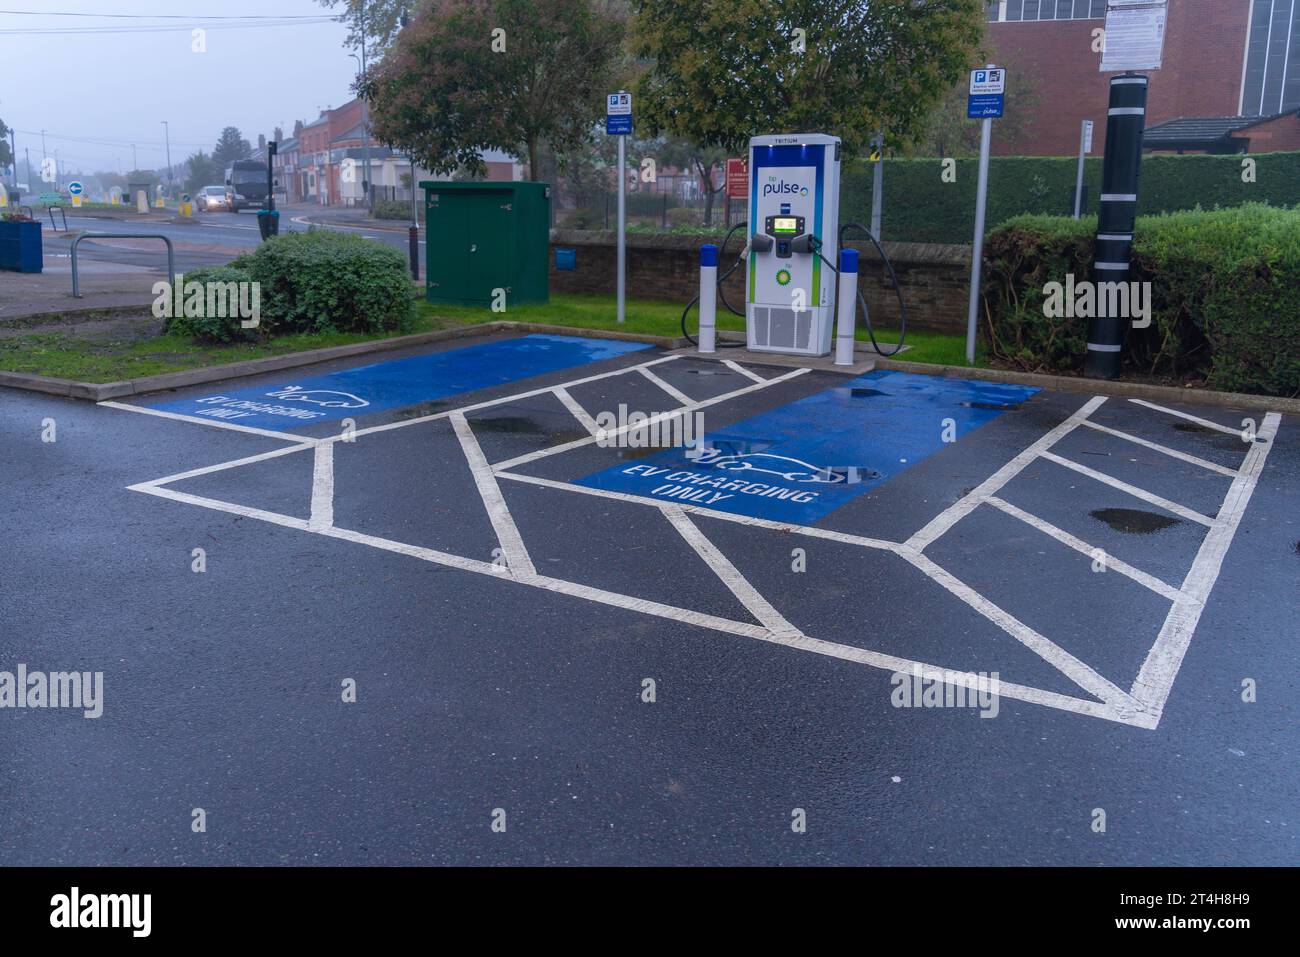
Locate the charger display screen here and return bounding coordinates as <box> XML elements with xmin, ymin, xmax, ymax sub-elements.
<box><xmin>771</xmin><ymin>217</ymin><xmax>799</xmax><ymax>233</ymax></box>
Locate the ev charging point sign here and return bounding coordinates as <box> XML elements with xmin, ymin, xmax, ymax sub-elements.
<box><xmin>967</xmin><ymin>68</ymin><xmax>1006</xmax><ymax>119</ymax></box>
<box><xmin>606</xmin><ymin>92</ymin><xmax>632</xmax><ymax>135</ymax></box>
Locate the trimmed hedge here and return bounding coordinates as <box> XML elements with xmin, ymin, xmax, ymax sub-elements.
<box><xmin>981</xmin><ymin>204</ymin><xmax>1300</xmax><ymax>397</ymax></box>
<box><xmin>842</xmin><ymin>151</ymin><xmax>1300</xmax><ymax>244</ymax></box>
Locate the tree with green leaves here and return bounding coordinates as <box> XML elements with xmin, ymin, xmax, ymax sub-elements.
<box><xmin>907</xmin><ymin>48</ymin><xmax>1042</xmax><ymax>158</ymax></box>
<box><xmin>185</xmin><ymin>150</ymin><xmax>222</xmax><ymax>193</ymax></box>
<box><xmin>657</xmin><ymin>136</ymin><xmax>728</xmax><ymax>225</ymax></box>
<box><xmin>630</xmin><ymin>0</ymin><xmax>985</xmax><ymax>157</ymax></box>
<box><xmin>316</xmin><ymin>0</ymin><xmax>419</xmax><ymax>53</ymax></box>
<box><xmin>211</xmin><ymin>127</ymin><xmax>252</xmax><ymax>168</ymax></box>
<box><xmin>0</xmin><ymin>116</ymin><xmax>12</xmax><ymax>171</ymax></box>
<box><xmin>360</xmin><ymin>0</ymin><xmax>626</xmax><ymax>180</ymax></box>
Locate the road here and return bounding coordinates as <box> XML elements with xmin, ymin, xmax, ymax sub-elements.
<box><xmin>2</xmin><ymin>329</ymin><xmax>1295</xmax><ymax>866</ymax></box>
<box><xmin>58</xmin><ymin>206</ymin><xmax>423</xmax><ymax>272</ymax></box>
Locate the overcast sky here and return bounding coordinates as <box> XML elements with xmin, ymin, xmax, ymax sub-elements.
<box><xmin>0</xmin><ymin>1</ymin><xmax>360</xmax><ymax>176</ymax></box>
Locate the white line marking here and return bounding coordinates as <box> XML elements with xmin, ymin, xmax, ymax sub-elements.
<box><xmin>451</xmin><ymin>412</ymin><xmax>536</xmax><ymax>577</ymax></box>
<box><xmin>310</xmin><ymin>442</ymin><xmax>335</xmax><ymax>530</ymax></box>
<box><xmin>496</xmin><ymin>469</ymin><xmax>898</xmax><ymax>551</ymax></box>
<box><xmin>98</xmin><ymin>400</ymin><xmax>306</xmax><ymax>443</ymax></box>
<box><xmin>1040</xmin><ymin>451</ymin><xmax>1217</xmax><ymax>527</ymax></box>
<box><xmin>128</xmin><ymin>442</ymin><xmax>315</xmax><ymax>490</ymax></box>
<box><xmin>322</xmin><ymin>355</ymin><xmax>682</xmax><ymax>444</ymax></box>
<box><xmin>661</xmin><ymin>505</ymin><xmax>800</xmax><ymax>637</ymax></box>
<box><xmin>899</xmin><ymin>546</ymin><xmax>1144</xmax><ymax>715</ymax></box>
<box><xmin>723</xmin><ymin>360</ymin><xmax>766</xmax><ymax>383</ymax></box>
<box><xmin>637</xmin><ymin>365</ymin><xmax>694</xmax><ymax>406</ymax></box>
<box><xmin>905</xmin><ymin>396</ymin><xmax>1107</xmax><ymax>552</ymax></box>
<box><xmin>132</xmin><ymin>481</ymin><xmax>1140</xmax><ymax>726</ymax></box>
<box><xmin>986</xmin><ymin>496</ymin><xmax>1186</xmax><ymax>603</ymax></box>
<box><xmin>1128</xmin><ymin>398</ymin><xmax>1243</xmax><ymax>437</ymax></box>
<box><xmin>492</xmin><ymin>367</ymin><xmax>810</xmax><ymax>472</ymax></box>
<box><xmin>1080</xmin><ymin>420</ymin><xmax>1240</xmax><ymax>477</ymax></box>
<box><xmin>552</xmin><ymin>386</ymin><xmax>600</xmax><ymax>437</ymax></box>
<box><xmin>1130</xmin><ymin>412</ymin><xmax>1281</xmax><ymax>721</ymax></box>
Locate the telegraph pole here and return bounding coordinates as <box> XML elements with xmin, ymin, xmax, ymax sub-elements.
<box><xmin>161</xmin><ymin>121</ymin><xmax>173</xmax><ymax>197</ymax></box>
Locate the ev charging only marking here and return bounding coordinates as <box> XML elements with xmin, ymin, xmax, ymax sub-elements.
<box><xmin>109</xmin><ymin>336</ymin><xmax>1284</xmax><ymax>730</ymax></box>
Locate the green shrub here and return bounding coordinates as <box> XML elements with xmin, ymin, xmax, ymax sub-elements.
<box><xmin>559</xmin><ymin>207</ymin><xmax>603</xmax><ymax>229</ymax></box>
<box><xmin>371</xmin><ymin>199</ymin><xmax>421</xmax><ymax>222</ymax></box>
<box><xmin>228</xmin><ymin>230</ymin><xmax>415</xmax><ymax>336</ymax></box>
<box><xmin>981</xmin><ymin>204</ymin><xmax>1300</xmax><ymax>396</ymax></box>
<box><xmin>666</xmin><ymin>207</ymin><xmax>702</xmax><ymax>227</ymax></box>
<box><xmin>161</xmin><ymin>265</ymin><xmax>262</xmax><ymax>344</ymax></box>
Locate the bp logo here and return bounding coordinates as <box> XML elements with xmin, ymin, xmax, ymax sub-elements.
<box><xmin>775</xmin><ymin>269</ymin><xmax>792</xmax><ymax>286</ymax></box>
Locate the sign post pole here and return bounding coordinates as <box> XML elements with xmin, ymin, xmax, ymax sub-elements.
<box><xmin>606</xmin><ymin>91</ymin><xmax>632</xmax><ymax>324</ymax></box>
<box><xmin>964</xmin><ymin>64</ymin><xmax>1005</xmax><ymax>366</ymax></box>
<box><xmin>1073</xmin><ymin>120</ymin><xmax>1093</xmax><ymax>219</ymax></box>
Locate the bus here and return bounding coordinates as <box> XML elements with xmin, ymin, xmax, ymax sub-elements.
<box><xmin>224</xmin><ymin>160</ymin><xmax>268</xmax><ymax>212</ymax></box>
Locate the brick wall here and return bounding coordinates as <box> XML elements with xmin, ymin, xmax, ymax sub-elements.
<box><xmin>988</xmin><ymin>0</ymin><xmax>1253</xmax><ymax>156</ymax></box>
<box><xmin>1243</xmin><ymin>113</ymin><xmax>1300</xmax><ymax>151</ymax></box>
<box><xmin>547</xmin><ymin>231</ymin><xmax>972</xmax><ymax>334</ymax></box>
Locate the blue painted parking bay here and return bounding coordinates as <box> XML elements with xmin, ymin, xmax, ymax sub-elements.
<box><xmin>145</xmin><ymin>334</ymin><xmax>652</xmax><ymax>430</ymax></box>
<box><xmin>576</xmin><ymin>371</ymin><xmax>1039</xmax><ymax>524</ymax></box>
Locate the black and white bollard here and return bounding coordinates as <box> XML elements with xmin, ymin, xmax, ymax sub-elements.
<box><xmin>1086</xmin><ymin>73</ymin><xmax>1148</xmax><ymax>379</ymax></box>
<box><xmin>835</xmin><ymin>248</ymin><xmax>858</xmax><ymax>366</ymax></box>
<box><xmin>698</xmin><ymin>243</ymin><xmax>718</xmax><ymax>353</ymax></box>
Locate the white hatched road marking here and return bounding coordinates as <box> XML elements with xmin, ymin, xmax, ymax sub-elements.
<box><xmin>1128</xmin><ymin>398</ymin><xmax>1244</xmax><ymax>437</ymax></box>
<box><xmin>451</xmin><ymin>411</ymin><xmax>536</xmax><ymax>578</ymax></box>
<box><xmin>1080</xmin><ymin>420</ymin><xmax>1240</xmax><ymax>478</ymax></box>
<box><xmin>637</xmin><ymin>365</ymin><xmax>695</xmax><ymax>407</ymax></box>
<box><xmin>1129</xmin><ymin>413</ymin><xmax>1281</xmax><ymax>721</ymax></box>
<box><xmin>552</xmin><ymin>386</ymin><xmax>600</xmax><ymax>437</ymax></box>
<box><xmin>723</xmin><ymin>360</ymin><xmax>767</xmax><ymax>383</ymax></box>
<box><xmin>1039</xmin><ymin>450</ymin><xmax>1217</xmax><ymax>527</ymax></box>
<box><xmin>905</xmin><ymin>396</ymin><xmax>1108</xmax><ymax>552</ymax></box>
<box><xmin>985</xmin><ymin>495</ymin><xmax>1186</xmax><ymax>603</ymax></box>
<box><xmin>111</xmin><ymin>354</ymin><xmax>1282</xmax><ymax>730</ymax></box>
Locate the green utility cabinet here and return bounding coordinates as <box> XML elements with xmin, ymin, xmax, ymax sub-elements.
<box><xmin>420</xmin><ymin>181</ymin><xmax>550</xmax><ymax>308</ymax></box>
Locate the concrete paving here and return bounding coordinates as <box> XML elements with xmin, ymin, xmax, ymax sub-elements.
<box><xmin>1</xmin><ymin>328</ymin><xmax>1295</xmax><ymax>865</ymax></box>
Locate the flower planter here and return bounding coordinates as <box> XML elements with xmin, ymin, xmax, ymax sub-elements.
<box><xmin>0</xmin><ymin>220</ymin><xmax>43</xmax><ymax>273</ymax></box>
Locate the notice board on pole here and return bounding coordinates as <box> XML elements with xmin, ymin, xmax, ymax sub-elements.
<box><xmin>1100</xmin><ymin>0</ymin><xmax>1168</xmax><ymax>72</ymax></box>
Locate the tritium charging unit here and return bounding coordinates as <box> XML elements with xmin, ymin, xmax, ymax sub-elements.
<box><xmin>746</xmin><ymin>133</ymin><xmax>841</xmax><ymax>356</ymax></box>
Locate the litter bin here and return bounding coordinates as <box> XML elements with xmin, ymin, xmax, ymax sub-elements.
<box><xmin>257</xmin><ymin>209</ymin><xmax>280</xmax><ymax>240</ymax></box>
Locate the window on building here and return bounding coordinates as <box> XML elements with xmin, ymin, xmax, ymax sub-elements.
<box><xmin>989</xmin><ymin>0</ymin><xmax>1105</xmax><ymax>20</ymax></box>
<box><xmin>1241</xmin><ymin>0</ymin><xmax>1300</xmax><ymax>115</ymax></box>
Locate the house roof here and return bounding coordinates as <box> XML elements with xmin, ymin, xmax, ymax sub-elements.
<box><xmin>1143</xmin><ymin>111</ymin><xmax>1300</xmax><ymax>150</ymax></box>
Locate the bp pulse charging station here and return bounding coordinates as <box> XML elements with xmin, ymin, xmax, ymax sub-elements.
<box><xmin>745</xmin><ymin>133</ymin><xmax>841</xmax><ymax>357</ymax></box>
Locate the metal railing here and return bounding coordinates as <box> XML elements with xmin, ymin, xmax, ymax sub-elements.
<box><xmin>71</xmin><ymin>232</ymin><xmax>174</xmax><ymax>298</ymax></box>
<box><xmin>47</xmin><ymin>205</ymin><xmax>68</xmax><ymax>231</ymax></box>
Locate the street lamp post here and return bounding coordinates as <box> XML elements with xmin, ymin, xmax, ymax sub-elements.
<box><xmin>161</xmin><ymin>121</ymin><xmax>172</xmax><ymax>199</ymax></box>
<box><xmin>356</xmin><ymin>1</ymin><xmax>373</xmax><ymax>212</ymax></box>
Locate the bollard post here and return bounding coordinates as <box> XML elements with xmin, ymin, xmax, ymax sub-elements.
<box><xmin>698</xmin><ymin>244</ymin><xmax>718</xmax><ymax>353</ymax></box>
<box><xmin>835</xmin><ymin>248</ymin><xmax>859</xmax><ymax>366</ymax></box>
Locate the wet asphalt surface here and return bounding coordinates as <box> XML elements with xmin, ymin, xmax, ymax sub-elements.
<box><xmin>1</xmin><ymin>330</ymin><xmax>1296</xmax><ymax>866</ymax></box>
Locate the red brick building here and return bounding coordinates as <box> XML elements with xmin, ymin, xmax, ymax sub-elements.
<box><xmin>985</xmin><ymin>1</ymin><xmax>1300</xmax><ymax>155</ymax></box>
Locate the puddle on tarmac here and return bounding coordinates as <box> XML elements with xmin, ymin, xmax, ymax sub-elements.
<box><xmin>685</xmin><ymin>369</ymin><xmax>728</xmax><ymax>376</ymax></box>
<box><xmin>1090</xmin><ymin>508</ymin><xmax>1182</xmax><ymax>534</ymax></box>
<box><xmin>850</xmin><ymin>388</ymin><xmax>886</xmax><ymax>397</ymax></box>
<box><xmin>473</xmin><ymin>416</ymin><xmax>545</xmax><ymax>434</ymax></box>
<box><xmin>960</xmin><ymin>400</ymin><xmax>1023</xmax><ymax>411</ymax></box>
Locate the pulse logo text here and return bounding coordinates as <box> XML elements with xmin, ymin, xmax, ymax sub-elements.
<box><xmin>761</xmin><ymin>180</ymin><xmax>808</xmax><ymax>198</ymax></box>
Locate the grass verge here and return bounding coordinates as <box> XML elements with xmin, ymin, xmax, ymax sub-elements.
<box><xmin>0</xmin><ymin>292</ymin><xmax>974</xmax><ymax>383</ymax></box>
<box><xmin>422</xmin><ymin>293</ymin><xmax>976</xmax><ymax>366</ymax></box>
